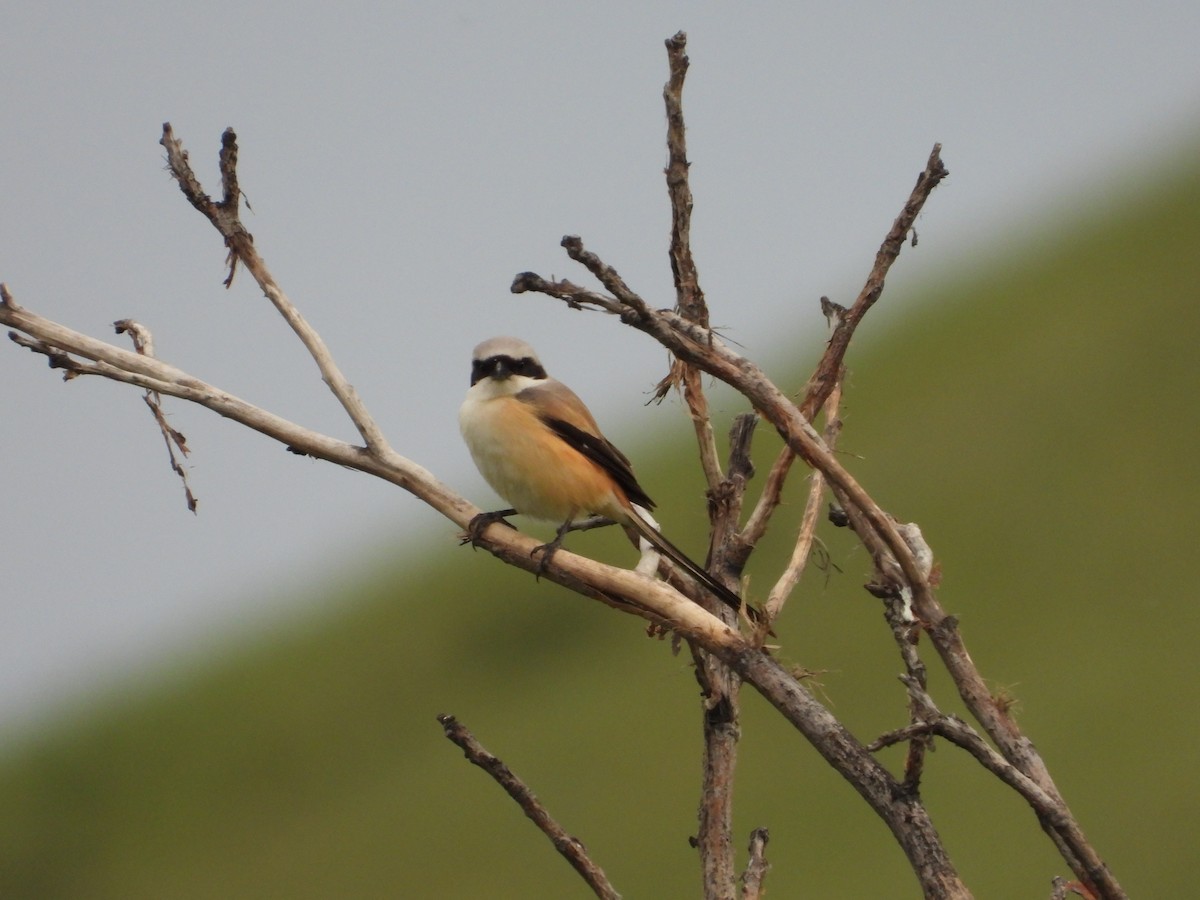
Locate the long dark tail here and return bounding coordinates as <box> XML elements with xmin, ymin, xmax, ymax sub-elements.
<box><xmin>622</xmin><ymin>506</ymin><xmax>750</xmax><ymax>618</ymax></box>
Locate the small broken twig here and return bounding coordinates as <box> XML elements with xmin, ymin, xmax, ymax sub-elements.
<box><xmin>740</xmin><ymin>827</ymin><xmax>771</xmax><ymax>899</ymax></box>
<box><xmin>114</xmin><ymin>319</ymin><xmax>197</xmax><ymax>513</ymax></box>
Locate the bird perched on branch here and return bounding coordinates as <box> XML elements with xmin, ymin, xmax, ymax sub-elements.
<box><xmin>459</xmin><ymin>335</ymin><xmax>750</xmax><ymax>620</ymax></box>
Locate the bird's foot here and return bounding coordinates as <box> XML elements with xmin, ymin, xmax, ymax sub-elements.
<box><xmin>531</xmin><ymin>517</ymin><xmax>579</xmax><ymax>578</ymax></box>
<box><xmin>530</xmin><ymin>537</ymin><xmax>563</xmax><ymax>578</ymax></box>
<box><xmin>462</xmin><ymin>509</ymin><xmax>517</xmax><ymax>548</ymax></box>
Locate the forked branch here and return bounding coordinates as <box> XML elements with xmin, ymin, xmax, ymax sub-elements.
<box><xmin>0</xmin><ymin>34</ymin><xmax>1126</xmax><ymax>899</ymax></box>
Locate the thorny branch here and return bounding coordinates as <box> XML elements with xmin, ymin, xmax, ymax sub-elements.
<box><xmin>0</xmin><ymin>33</ymin><xmax>1125</xmax><ymax>900</ymax></box>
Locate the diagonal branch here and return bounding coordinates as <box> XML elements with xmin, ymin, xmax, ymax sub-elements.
<box><xmin>803</xmin><ymin>145</ymin><xmax>947</xmax><ymax>420</ymax></box>
<box><xmin>514</xmin><ymin>268</ymin><xmax>935</xmax><ymax>604</ymax></box>
<box><xmin>160</xmin><ymin>123</ymin><xmax>389</xmax><ymax>455</ymax></box>
<box><xmin>438</xmin><ymin>714</ymin><xmax>621</xmax><ymax>900</ymax></box>
<box><xmin>738</xmin><ymin>146</ymin><xmax>948</xmax><ymax>550</ymax></box>
<box><xmin>0</xmin><ymin>283</ymin><xmax>747</xmax><ymax>652</ymax></box>
<box><xmin>754</xmin><ymin>374</ymin><xmax>844</xmax><ymax>639</ymax></box>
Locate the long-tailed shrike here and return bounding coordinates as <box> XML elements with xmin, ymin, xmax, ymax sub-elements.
<box><xmin>459</xmin><ymin>335</ymin><xmax>746</xmax><ymax>618</ymax></box>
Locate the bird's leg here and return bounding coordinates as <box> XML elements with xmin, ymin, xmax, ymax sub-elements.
<box><xmin>462</xmin><ymin>508</ymin><xmax>518</xmax><ymax>547</ymax></box>
<box><xmin>532</xmin><ymin>513</ymin><xmax>597</xmax><ymax>578</ymax></box>
<box><xmin>562</xmin><ymin>515</ymin><xmax>617</xmax><ymax>534</ymax></box>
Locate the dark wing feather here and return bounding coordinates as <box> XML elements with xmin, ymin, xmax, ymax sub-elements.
<box><xmin>541</xmin><ymin>416</ymin><xmax>656</xmax><ymax>511</ymax></box>
<box><xmin>520</xmin><ymin>382</ymin><xmax>763</xmax><ymax>622</ymax></box>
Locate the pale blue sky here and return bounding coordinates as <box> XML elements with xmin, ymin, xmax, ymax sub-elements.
<box><xmin>2</xmin><ymin>2</ymin><xmax>1198</xmax><ymax>732</ymax></box>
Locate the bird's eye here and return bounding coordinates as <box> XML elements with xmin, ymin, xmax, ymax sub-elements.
<box><xmin>516</xmin><ymin>357</ymin><xmax>546</xmax><ymax>378</ymax></box>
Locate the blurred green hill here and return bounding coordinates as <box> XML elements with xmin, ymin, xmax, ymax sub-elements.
<box><xmin>2</xmin><ymin>146</ymin><xmax>1198</xmax><ymax>898</ymax></box>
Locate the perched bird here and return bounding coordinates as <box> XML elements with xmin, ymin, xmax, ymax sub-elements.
<box><xmin>458</xmin><ymin>335</ymin><xmax>746</xmax><ymax>618</ymax></box>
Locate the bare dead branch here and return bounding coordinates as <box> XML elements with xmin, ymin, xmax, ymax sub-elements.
<box><xmin>559</xmin><ymin>235</ymin><xmax>651</xmax><ymax>320</ymax></box>
<box><xmin>663</xmin><ymin>31</ymin><xmax>708</xmax><ymax>328</ymax></box>
<box><xmin>680</xmin><ymin>365</ymin><xmax>724</xmax><ymax>491</ymax></box>
<box><xmin>731</xmin><ymin>650</ymin><xmax>969</xmax><ymax>897</ymax></box>
<box><xmin>510</xmin><ymin>272</ymin><xmax>625</xmax><ymax>315</ymax></box>
<box><xmin>733</xmin><ymin>147</ymin><xmax>946</xmax><ymax>578</ymax></box>
<box><xmin>693</xmin><ymin>663</ymin><xmax>742</xmax><ymax>900</ymax></box>
<box><xmin>7</xmin><ymin>331</ymin><xmax>81</xmax><ymax>378</ymax></box>
<box><xmin>684</xmin><ymin>370</ymin><xmax>755</xmax><ymax>897</ymax></box>
<box><xmin>512</xmin><ymin>158</ymin><xmax>1124</xmax><ymax>898</ymax></box>
<box><xmin>713</xmin><ymin>413</ymin><xmax>756</xmax><ymax>558</ymax></box>
<box><xmin>160</xmin><ymin>123</ymin><xmax>389</xmax><ymax>454</ymax></box>
<box><xmin>756</xmin><ymin>376</ymin><xmax>844</xmax><ymax>637</ymax></box>
<box><xmin>437</xmin><ymin>714</ymin><xmax>621</xmax><ymax>900</ymax></box>
<box><xmin>802</xmin><ymin>144</ymin><xmax>947</xmax><ymax>421</ymax></box>
<box><xmin>690</xmin><ymin>415</ymin><xmax>761</xmax><ymax>900</ymax></box>
<box><xmin>1</xmin><ymin>37</ymin><xmax>1126</xmax><ymax>897</ymax></box>
<box><xmin>3</xmin><ymin>300</ymin><xmax>762</xmax><ymax>659</ymax></box>
<box><xmin>740</xmin><ymin>827</ymin><xmax>771</xmax><ymax>900</ymax></box>
<box><xmin>114</xmin><ymin>318</ymin><xmax>197</xmax><ymax>513</ymax></box>
<box><xmin>735</xmin><ymin>431</ymin><xmax>796</xmax><ymax>553</ymax></box>
<box><xmin>736</xmin><ymin>148</ymin><xmax>947</xmax><ymax>561</ymax></box>
<box><xmin>656</xmin><ymin>32</ymin><xmax>724</xmax><ymax>492</ymax></box>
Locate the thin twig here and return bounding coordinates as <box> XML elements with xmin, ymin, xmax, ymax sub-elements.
<box><xmin>757</xmin><ymin>375</ymin><xmax>844</xmax><ymax>637</ymax></box>
<box><xmin>738</xmin><ymin>301</ymin><xmax>842</xmax><ymax>548</ymax></box>
<box><xmin>559</xmin><ymin>236</ymin><xmax>651</xmax><ymax>320</ymax></box>
<box><xmin>736</xmin><ymin>442</ymin><xmax>796</xmax><ymax>550</ymax></box>
<box><xmin>511</xmin><ymin>272</ymin><xmax>625</xmax><ymax>315</ymax></box>
<box><xmin>437</xmin><ymin>714</ymin><xmax>621</xmax><ymax>900</ymax></box>
<box><xmin>657</xmin><ymin>32</ymin><xmax>723</xmax><ymax>489</ymax></box>
<box><xmin>662</xmin><ymin>31</ymin><xmax>708</xmax><ymax>328</ymax></box>
<box><xmin>738</xmin><ymin>146</ymin><xmax>947</xmax><ymax>554</ymax></box>
<box><xmin>160</xmin><ymin>123</ymin><xmax>390</xmax><ymax>455</ymax></box>
<box><xmin>802</xmin><ymin>145</ymin><xmax>947</xmax><ymax>420</ymax></box>
<box><xmin>114</xmin><ymin>318</ymin><xmax>198</xmax><ymax>513</ymax></box>
<box><xmin>681</xmin><ymin>365</ymin><xmax>724</xmax><ymax>490</ymax></box>
<box><xmin>871</xmin><ymin>703</ymin><xmax>1088</xmax><ymax>845</ymax></box>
